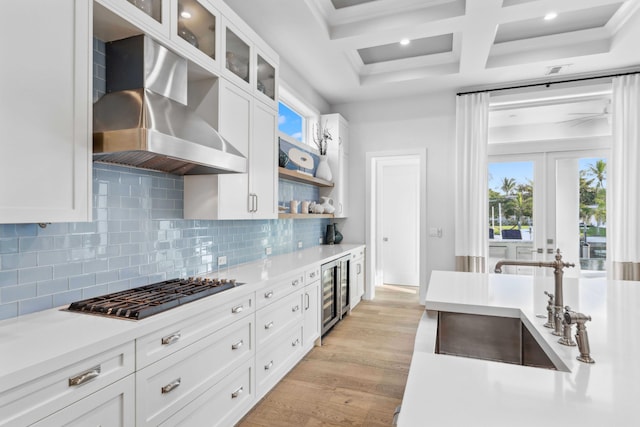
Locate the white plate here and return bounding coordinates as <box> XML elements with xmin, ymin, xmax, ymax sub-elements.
<box><xmin>288</xmin><ymin>147</ymin><xmax>314</xmax><ymax>170</ymax></box>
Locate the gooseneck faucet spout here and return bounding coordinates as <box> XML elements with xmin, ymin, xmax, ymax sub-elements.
<box><xmin>494</xmin><ymin>249</ymin><xmax>575</xmax><ymax>336</ymax></box>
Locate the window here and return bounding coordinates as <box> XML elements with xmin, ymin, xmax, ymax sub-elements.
<box><xmin>278</xmin><ymin>101</ymin><xmax>305</xmax><ymax>142</ymax></box>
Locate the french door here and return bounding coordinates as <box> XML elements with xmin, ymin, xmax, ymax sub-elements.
<box><xmin>489</xmin><ymin>149</ymin><xmax>608</xmax><ymax>278</ymax></box>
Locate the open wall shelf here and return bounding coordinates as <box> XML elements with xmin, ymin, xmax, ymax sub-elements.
<box><xmin>278</xmin><ymin>168</ymin><xmax>333</xmax><ymax>187</ymax></box>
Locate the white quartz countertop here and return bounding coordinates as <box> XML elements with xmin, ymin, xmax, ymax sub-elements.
<box><xmin>399</xmin><ymin>270</ymin><xmax>640</xmax><ymax>427</ymax></box>
<box><xmin>0</xmin><ymin>244</ymin><xmax>363</xmax><ymax>393</ymax></box>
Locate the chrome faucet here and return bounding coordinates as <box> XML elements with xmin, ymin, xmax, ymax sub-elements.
<box><xmin>494</xmin><ymin>249</ymin><xmax>575</xmax><ymax>336</ymax></box>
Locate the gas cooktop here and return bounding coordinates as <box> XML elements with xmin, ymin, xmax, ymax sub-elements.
<box><xmin>67</xmin><ymin>277</ymin><xmax>242</xmax><ymax>320</ymax></box>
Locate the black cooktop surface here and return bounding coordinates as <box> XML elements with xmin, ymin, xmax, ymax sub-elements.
<box><xmin>67</xmin><ymin>277</ymin><xmax>241</xmax><ymax>320</ymax></box>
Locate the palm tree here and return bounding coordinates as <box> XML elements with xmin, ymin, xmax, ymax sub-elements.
<box><xmin>500</xmin><ymin>177</ymin><xmax>516</xmax><ymax>197</ymax></box>
<box><xmin>588</xmin><ymin>160</ymin><xmax>606</xmax><ymax>191</ymax></box>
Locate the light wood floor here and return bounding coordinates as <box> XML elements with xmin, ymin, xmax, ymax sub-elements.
<box><xmin>237</xmin><ymin>284</ymin><xmax>424</xmax><ymax>427</ymax></box>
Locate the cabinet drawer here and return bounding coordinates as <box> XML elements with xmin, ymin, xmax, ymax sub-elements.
<box><xmin>0</xmin><ymin>342</ymin><xmax>134</xmax><ymax>427</ymax></box>
<box><xmin>136</xmin><ymin>317</ymin><xmax>253</xmax><ymax>427</ymax></box>
<box><xmin>30</xmin><ymin>374</ymin><xmax>134</xmax><ymax>427</ymax></box>
<box><xmin>257</xmin><ymin>272</ymin><xmax>304</xmax><ymax>309</ymax></box>
<box><xmin>256</xmin><ymin>289</ymin><xmax>304</xmax><ymax>347</ymax></box>
<box><xmin>256</xmin><ymin>326</ymin><xmax>303</xmax><ymax>398</ymax></box>
<box><xmin>306</xmin><ymin>265</ymin><xmax>321</xmax><ymax>283</ymax></box>
<box><xmin>159</xmin><ymin>358</ymin><xmax>254</xmax><ymax>427</ymax></box>
<box><xmin>136</xmin><ymin>293</ymin><xmax>253</xmax><ymax>368</ymax></box>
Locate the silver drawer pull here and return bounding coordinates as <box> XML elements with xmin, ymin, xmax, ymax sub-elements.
<box><xmin>161</xmin><ymin>378</ymin><xmax>181</xmax><ymax>394</ymax></box>
<box><xmin>231</xmin><ymin>339</ymin><xmax>244</xmax><ymax>350</ymax></box>
<box><xmin>161</xmin><ymin>333</ymin><xmax>181</xmax><ymax>346</ymax></box>
<box><xmin>231</xmin><ymin>304</ymin><xmax>244</xmax><ymax>314</ymax></box>
<box><xmin>309</xmin><ymin>271</ymin><xmax>316</xmax><ymax>278</ymax></box>
<box><xmin>265</xmin><ymin>321</ymin><xmax>274</xmax><ymax>330</ymax></box>
<box><xmin>231</xmin><ymin>386</ymin><xmax>244</xmax><ymax>399</ymax></box>
<box><xmin>292</xmin><ymin>279</ymin><xmax>299</xmax><ymax>286</ymax></box>
<box><xmin>292</xmin><ymin>338</ymin><xmax>300</xmax><ymax>347</ymax></box>
<box><xmin>68</xmin><ymin>365</ymin><xmax>101</xmax><ymax>387</ymax></box>
<box><xmin>292</xmin><ymin>305</ymin><xmax>300</xmax><ymax>312</ymax></box>
<box><xmin>264</xmin><ymin>360</ymin><xmax>274</xmax><ymax>370</ymax></box>
<box><xmin>264</xmin><ymin>291</ymin><xmax>274</xmax><ymax>299</ymax></box>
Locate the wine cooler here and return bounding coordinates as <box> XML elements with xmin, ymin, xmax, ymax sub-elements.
<box><xmin>321</xmin><ymin>255</ymin><xmax>350</xmax><ymax>335</ymax></box>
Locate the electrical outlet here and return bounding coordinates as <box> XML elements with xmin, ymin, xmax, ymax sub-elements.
<box><xmin>217</xmin><ymin>255</ymin><xmax>227</xmax><ymax>266</ymax></box>
<box><xmin>297</xmin><ymin>241</ymin><xmax>303</xmax><ymax>249</ymax></box>
<box><xmin>319</xmin><ymin>237</ymin><xmax>323</xmax><ymax>244</ymax></box>
<box><xmin>265</xmin><ymin>246</ymin><xmax>272</xmax><ymax>255</ymax></box>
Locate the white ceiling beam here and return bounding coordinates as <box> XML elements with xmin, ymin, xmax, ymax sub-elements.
<box><xmin>458</xmin><ymin>0</ymin><xmax>502</xmax><ymax>73</ymax></box>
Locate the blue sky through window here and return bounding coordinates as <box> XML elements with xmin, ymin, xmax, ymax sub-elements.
<box><xmin>489</xmin><ymin>158</ymin><xmax>606</xmax><ymax>191</ymax></box>
<box><xmin>278</xmin><ymin>102</ymin><xmax>303</xmax><ymax>142</ymax></box>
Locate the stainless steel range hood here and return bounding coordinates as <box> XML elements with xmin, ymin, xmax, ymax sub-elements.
<box><xmin>93</xmin><ymin>35</ymin><xmax>246</xmax><ymax>175</ymax></box>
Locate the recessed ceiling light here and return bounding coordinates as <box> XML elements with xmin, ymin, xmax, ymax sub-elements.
<box><xmin>181</xmin><ymin>11</ymin><xmax>192</xmax><ymax>19</ymax></box>
<box><xmin>400</xmin><ymin>38</ymin><xmax>411</xmax><ymax>46</ymax></box>
<box><xmin>544</xmin><ymin>12</ymin><xmax>558</xmax><ymax>21</ymax></box>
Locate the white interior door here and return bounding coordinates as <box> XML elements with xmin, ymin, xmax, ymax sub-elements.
<box><xmin>378</xmin><ymin>159</ymin><xmax>420</xmax><ymax>286</ymax></box>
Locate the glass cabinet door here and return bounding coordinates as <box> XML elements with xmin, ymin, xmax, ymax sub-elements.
<box><xmin>126</xmin><ymin>0</ymin><xmax>163</xmax><ymax>22</ymax></box>
<box><xmin>256</xmin><ymin>54</ymin><xmax>275</xmax><ymax>101</ymax></box>
<box><xmin>176</xmin><ymin>0</ymin><xmax>216</xmax><ymax>59</ymax></box>
<box><xmin>225</xmin><ymin>28</ymin><xmax>250</xmax><ymax>83</ymax></box>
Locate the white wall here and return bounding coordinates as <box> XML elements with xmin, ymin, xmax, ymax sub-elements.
<box><xmin>279</xmin><ymin>57</ymin><xmax>330</xmax><ymax>115</ymax></box>
<box><xmin>333</xmin><ymin>91</ymin><xmax>457</xmax><ymax>299</ymax></box>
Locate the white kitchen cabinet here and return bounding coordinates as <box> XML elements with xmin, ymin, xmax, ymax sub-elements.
<box><xmin>0</xmin><ymin>0</ymin><xmax>92</xmax><ymax>224</ymax></box>
<box><xmin>350</xmin><ymin>247</ymin><xmax>365</xmax><ymax>309</ymax></box>
<box><xmin>184</xmin><ymin>79</ymin><xmax>277</xmax><ymax>220</ymax></box>
<box><xmin>136</xmin><ymin>316</ymin><xmax>253</xmax><ymax>426</ymax></box>
<box><xmin>320</xmin><ymin>113</ymin><xmax>349</xmax><ymax>218</ymax></box>
<box><xmin>0</xmin><ymin>342</ymin><xmax>135</xmax><ymax>427</ymax></box>
<box><xmin>159</xmin><ymin>359</ymin><xmax>254</xmax><ymax>427</ymax></box>
<box><xmin>304</xmin><ymin>278</ymin><xmax>321</xmax><ymax>349</ymax></box>
<box><xmin>170</xmin><ymin>0</ymin><xmax>221</xmax><ymax>71</ymax></box>
<box><xmin>30</xmin><ymin>375</ymin><xmax>135</xmax><ymax>427</ymax></box>
<box><xmin>255</xmin><ymin>325</ymin><xmax>303</xmax><ymax>400</ymax></box>
<box><xmin>256</xmin><ymin>289</ymin><xmax>304</xmax><ymax>348</ymax></box>
<box><xmin>95</xmin><ymin>0</ymin><xmax>170</xmax><ymax>40</ymax></box>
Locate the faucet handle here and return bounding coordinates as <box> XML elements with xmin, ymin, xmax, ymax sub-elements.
<box><xmin>558</xmin><ymin>306</ymin><xmax>577</xmax><ymax>347</ymax></box>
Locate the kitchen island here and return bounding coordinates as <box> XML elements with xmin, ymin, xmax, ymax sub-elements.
<box><xmin>398</xmin><ymin>270</ymin><xmax>640</xmax><ymax>426</ymax></box>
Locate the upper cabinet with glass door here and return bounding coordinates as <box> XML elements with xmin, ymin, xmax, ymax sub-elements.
<box><xmin>223</xmin><ymin>21</ymin><xmax>252</xmax><ymax>87</ymax></box>
<box><xmin>170</xmin><ymin>0</ymin><xmax>220</xmax><ymax>71</ymax></box>
<box><xmin>256</xmin><ymin>49</ymin><xmax>277</xmax><ymax>107</ymax></box>
<box><xmin>96</xmin><ymin>0</ymin><xmax>171</xmax><ymax>39</ymax></box>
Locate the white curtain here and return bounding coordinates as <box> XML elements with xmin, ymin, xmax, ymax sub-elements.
<box><xmin>610</xmin><ymin>74</ymin><xmax>640</xmax><ymax>280</ymax></box>
<box><xmin>454</xmin><ymin>93</ymin><xmax>490</xmax><ymax>272</ymax></box>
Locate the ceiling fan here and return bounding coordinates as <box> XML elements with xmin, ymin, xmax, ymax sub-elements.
<box><xmin>557</xmin><ymin>99</ymin><xmax>611</xmax><ymax>127</ymax></box>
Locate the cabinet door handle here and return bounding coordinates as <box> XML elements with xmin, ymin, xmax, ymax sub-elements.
<box><xmin>254</xmin><ymin>194</ymin><xmax>259</xmax><ymax>212</ymax></box>
<box><xmin>292</xmin><ymin>279</ymin><xmax>299</xmax><ymax>287</ymax></box>
<box><xmin>161</xmin><ymin>378</ymin><xmax>181</xmax><ymax>394</ymax></box>
<box><xmin>231</xmin><ymin>304</ymin><xmax>244</xmax><ymax>314</ymax></box>
<box><xmin>231</xmin><ymin>386</ymin><xmax>244</xmax><ymax>399</ymax></box>
<box><xmin>232</xmin><ymin>339</ymin><xmax>244</xmax><ymax>350</ymax></box>
<box><xmin>305</xmin><ymin>293</ymin><xmax>310</xmax><ymax>310</ymax></box>
<box><xmin>291</xmin><ymin>338</ymin><xmax>300</xmax><ymax>347</ymax></box>
<box><xmin>357</xmin><ymin>264</ymin><xmax>361</xmax><ymax>274</ymax></box>
<box><xmin>264</xmin><ymin>360</ymin><xmax>274</xmax><ymax>370</ymax></box>
<box><xmin>161</xmin><ymin>332</ymin><xmax>181</xmax><ymax>346</ymax></box>
<box><xmin>292</xmin><ymin>305</ymin><xmax>300</xmax><ymax>312</ymax></box>
<box><xmin>68</xmin><ymin>365</ymin><xmax>101</xmax><ymax>387</ymax></box>
<box><xmin>247</xmin><ymin>194</ymin><xmax>253</xmax><ymax>213</ymax></box>
<box><xmin>265</xmin><ymin>321</ymin><xmax>274</xmax><ymax>330</ymax></box>
<box><xmin>264</xmin><ymin>291</ymin><xmax>274</xmax><ymax>299</ymax></box>
<box><xmin>309</xmin><ymin>271</ymin><xmax>316</xmax><ymax>279</ymax></box>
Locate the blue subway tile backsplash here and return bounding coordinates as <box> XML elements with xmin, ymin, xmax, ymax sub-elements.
<box><xmin>0</xmin><ymin>163</ymin><xmax>330</xmax><ymax>320</ymax></box>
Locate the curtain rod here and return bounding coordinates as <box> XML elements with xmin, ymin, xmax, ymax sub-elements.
<box><xmin>456</xmin><ymin>70</ymin><xmax>640</xmax><ymax>96</ymax></box>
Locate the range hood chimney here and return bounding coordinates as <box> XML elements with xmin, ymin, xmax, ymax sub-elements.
<box><xmin>93</xmin><ymin>35</ymin><xmax>247</xmax><ymax>175</ymax></box>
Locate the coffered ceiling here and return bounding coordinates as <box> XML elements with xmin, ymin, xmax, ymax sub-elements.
<box><xmin>222</xmin><ymin>0</ymin><xmax>640</xmax><ymax>104</ymax></box>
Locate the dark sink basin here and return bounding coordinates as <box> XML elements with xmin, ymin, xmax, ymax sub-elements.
<box><xmin>435</xmin><ymin>311</ymin><xmax>567</xmax><ymax>371</ymax></box>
